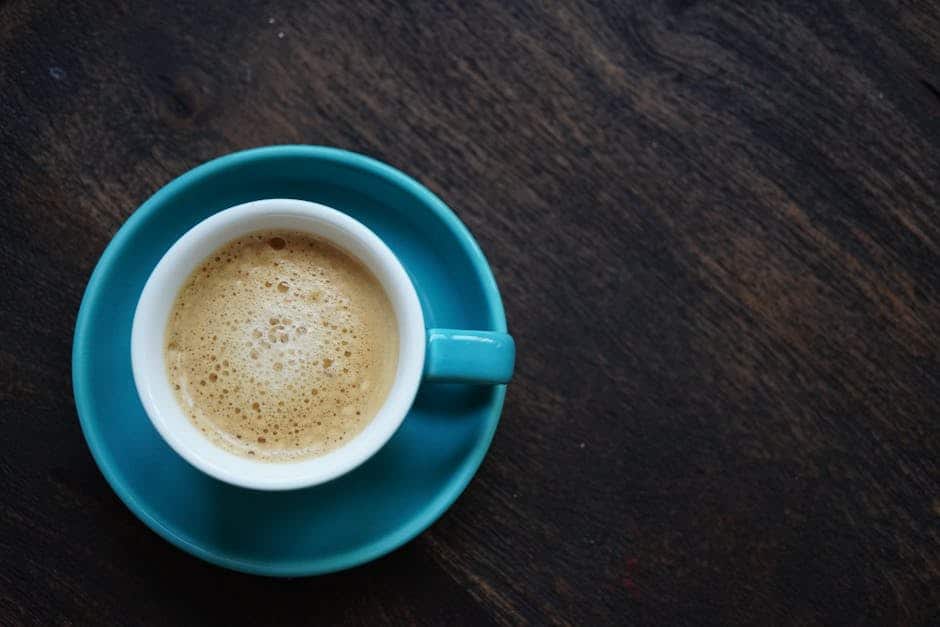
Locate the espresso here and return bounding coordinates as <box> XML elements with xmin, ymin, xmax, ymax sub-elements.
<box><xmin>165</xmin><ymin>230</ymin><xmax>398</xmax><ymax>461</ymax></box>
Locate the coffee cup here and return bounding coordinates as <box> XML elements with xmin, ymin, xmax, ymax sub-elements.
<box><xmin>131</xmin><ymin>198</ymin><xmax>514</xmax><ymax>490</ymax></box>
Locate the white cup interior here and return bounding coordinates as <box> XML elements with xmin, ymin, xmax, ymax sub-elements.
<box><xmin>131</xmin><ymin>199</ymin><xmax>426</xmax><ymax>490</ymax></box>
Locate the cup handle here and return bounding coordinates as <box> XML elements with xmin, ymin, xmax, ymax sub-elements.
<box><xmin>423</xmin><ymin>329</ymin><xmax>515</xmax><ymax>384</ymax></box>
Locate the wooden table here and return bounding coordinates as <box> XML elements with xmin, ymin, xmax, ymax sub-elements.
<box><xmin>2</xmin><ymin>2</ymin><xmax>938</xmax><ymax>624</ymax></box>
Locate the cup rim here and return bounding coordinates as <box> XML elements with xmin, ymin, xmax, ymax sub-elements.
<box><xmin>131</xmin><ymin>198</ymin><xmax>426</xmax><ymax>490</ymax></box>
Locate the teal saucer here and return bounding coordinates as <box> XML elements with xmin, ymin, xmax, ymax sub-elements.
<box><xmin>72</xmin><ymin>146</ymin><xmax>508</xmax><ymax>576</ymax></box>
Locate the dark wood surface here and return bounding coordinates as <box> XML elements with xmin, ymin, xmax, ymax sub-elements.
<box><xmin>2</xmin><ymin>1</ymin><xmax>939</xmax><ymax>625</ymax></box>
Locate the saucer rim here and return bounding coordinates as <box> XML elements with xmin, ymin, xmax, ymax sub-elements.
<box><xmin>72</xmin><ymin>145</ymin><xmax>508</xmax><ymax>576</ymax></box>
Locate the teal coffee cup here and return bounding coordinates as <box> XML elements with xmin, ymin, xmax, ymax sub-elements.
<box><xmin>131</xmin><ymin>198</ymin><xmax>515</xmax><ymax>490</ymax></box>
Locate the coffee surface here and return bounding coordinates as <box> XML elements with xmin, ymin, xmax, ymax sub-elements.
<box><xmin>165</xmin><ymin>230</ymin><xmax>398</xmax><ymax>461</ymax></box>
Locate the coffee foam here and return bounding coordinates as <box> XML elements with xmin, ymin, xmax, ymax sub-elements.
<box><xmin>165</xmin><ymin>231</ymin><xmax>398</xmax><ymax>461</ymax></box>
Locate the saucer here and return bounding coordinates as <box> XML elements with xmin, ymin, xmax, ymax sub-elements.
<box><xmin>72</xmin><ymin>146</ymin><xmax>508</xmax><ymax>576</ymax></box>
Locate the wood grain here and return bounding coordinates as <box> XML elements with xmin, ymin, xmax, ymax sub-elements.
<box><xmin>1</xmin><ymin>1</ymin><xmax>939</xmax><ymax>625</ymax></box>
